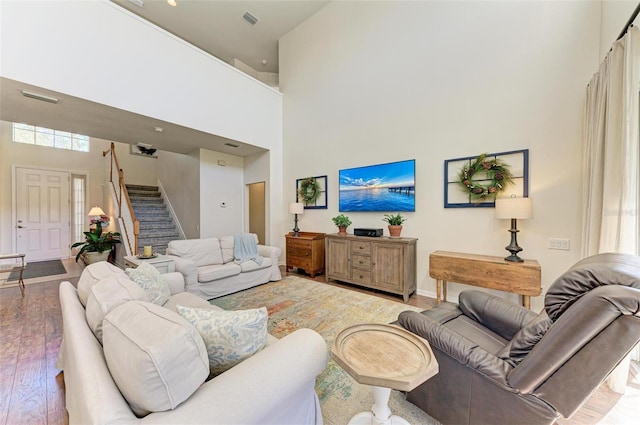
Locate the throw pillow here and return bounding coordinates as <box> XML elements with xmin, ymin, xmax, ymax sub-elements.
<box><xmin>85</xmin><ymin>274</ymin><xmax>150</xmax><ymax>344</ymax></box>
<box><xmin>498</xmin><ymin>311</ymin><xmax>552</xmax><ymax>367</ymax></box>
<box><xmin>126</xmin><ymin>262</ymin><xmax>171</xmax><ymax>306</ymax></box>
<box><xmin>176</xmin><ymin>304</ymin><xmax>268</xmax><ymax>376</ymax></box>
<box><xmin>102</xmin><ymin>301</ymin><xmax>209</xmax><ymax>416</ymax></box>
<box><xmin>76</xmin><ymin>261</ymin><xmax>127</xmax><ymax>307</ymax></box>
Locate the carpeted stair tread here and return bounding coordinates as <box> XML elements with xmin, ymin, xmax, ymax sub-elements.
<box><xmin>132</xmin><ymin>202</ymin><xmax>167</xmax><ymax>208</ymax></box>
<box><xmin>129</xmin><ymin>191</ymin><xmax>161</xmax><ymax>198</ymax></box>
<box><xmin>130</xmin><ymin>197</ymin><xmax>163</xmax><ymax>204</ymax></box>
<box><xmin>134</xmin><ymin>211</ymin><xmax>168</xmax><ymax>218</ymax></box>
<box><xmin>139</xmin><ymin>223</ymin><xmax>177</xmax><ymax>230</ymax></box>
<box><xmin>125</xmin><ymin>184</ymin><xmax>183</xmax><ymax>254</ymax></box>
<box><xmin>126</xmin><ymin>184</ymin><xmax>159</xmax><ymax>191</ymax></box>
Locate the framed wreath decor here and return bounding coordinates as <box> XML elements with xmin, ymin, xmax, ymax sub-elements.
<box><xmin>298</xmin><ymin>177</ymin><xmax>321</xmax><ymax>204</ymax></box>
<box><xmin>458</xmin><ymin>153</ymin><xmax>514</xmax><ymax>200</ymax></box>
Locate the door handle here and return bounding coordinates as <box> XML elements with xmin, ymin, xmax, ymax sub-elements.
<box><xmin>17</xmin><ymin>225</ymin><xmax>24</xmax><ymax>228</ymax></box>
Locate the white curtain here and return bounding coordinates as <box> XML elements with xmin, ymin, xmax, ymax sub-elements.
<box><xmin>581</xmin><ymin>26</ymin><xmax>640</xmax><ymax>393</ymax></box>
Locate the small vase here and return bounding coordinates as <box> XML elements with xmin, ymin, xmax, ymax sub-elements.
<box><xmin>338</xmin><ymin>226</ymin><xmax>347</xmax><ymax>235</ymax></box>
<box><xmin>388</xmin><ymin>225</ymin><xmax>403</xmax><ymax>238</ymax></box>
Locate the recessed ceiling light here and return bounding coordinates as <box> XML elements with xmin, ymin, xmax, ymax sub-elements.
<box><xmin>21</xmin><ymin>90</ymin><xmax>59</xmax><ymax>104</ymax></box>
<box><xmin>243</xmin><ymin>11</ymin><xmax>259</xmax><ymax>26</ymax></box>
<box><xmin>154</xmin><ymin>126</ymin><xmax>164</xmax><ymax>132</ymax></box>
<box><xmin>167</xmin><ymin>0</ymin><xmax>177</xmax><ymax>6</ymax></box>
<box><xmin>224</xmin><ymin>142</ymin><xmax>240</xmax><ymax>148</ymax></box>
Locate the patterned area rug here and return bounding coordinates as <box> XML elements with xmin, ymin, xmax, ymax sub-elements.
<box><xmin>210</xmin><ymin>276</ymin><xmax>440</xmax><ymax>425</ymax></box>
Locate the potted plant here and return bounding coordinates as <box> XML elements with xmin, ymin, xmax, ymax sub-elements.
<box><xmin>331</xmin><ymin>214</ymin><xmax>352</xmax><ymax>235</ymax></box>
<box><xmin>382</xmin><ymin>213</ymin><xmax>406</xmax><ymax>238</ymax></box>
<box><xmin>71</xmin><ymin>221</ymin><xmax>121</xmax><ymax>264</ymax></box>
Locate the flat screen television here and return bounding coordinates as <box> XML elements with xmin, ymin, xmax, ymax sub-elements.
<box><xmin>339</xmin><ymin>159</ymin><xmax>415</xmax><ymax>212</ymax></box>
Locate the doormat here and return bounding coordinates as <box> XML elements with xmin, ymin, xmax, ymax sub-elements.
<box><xmin>8</xmin><ymin>259</ymin><xmax>66</xmax><ymax>281</ymax></box>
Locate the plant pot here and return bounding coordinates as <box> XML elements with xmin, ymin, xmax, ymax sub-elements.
<box><xmin>338</xmin><ymin>226</ymin><xmax>347</xmax><ymax>235</ymax></box>
<box><xmin>83</xmin><ymin>251</ymin><xmax>110</xmax><ymax>265</ymax></box>
<box><xmin>388</xmin><ymin>225</ymin><xmax>403</xmax><ymax>238</ymax></box>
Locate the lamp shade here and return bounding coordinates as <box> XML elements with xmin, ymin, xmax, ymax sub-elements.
<box><xmin>88</xmin><ymin>206</ymin><xmax>105</xmax><ymax>216</ymax></box>
<box><xmin>288</xmin><ymin>202</ymin><xmax>304</xmax><ymax>214</ymax></box>
<box><xmin>495</xmin><ymin>197</ymin><xmax>533</xmax><ymax>220</ymax></box>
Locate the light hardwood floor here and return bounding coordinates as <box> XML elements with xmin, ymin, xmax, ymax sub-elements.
<box><xmin>0</xmin><ymin>265</ymin><xmax>636</xmax><ymax>425</ymax></box>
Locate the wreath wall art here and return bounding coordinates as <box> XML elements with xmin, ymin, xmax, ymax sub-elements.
<box><xmin>457</xmin><ymin>153</ymin><xmax>514</xmax><ymax>200</ymax></box>
<box><xmin>444</xmin><ymin>149</ymin><xmax>529</xmax><ymax>208</ymax></box>
<box><xmin>296</xmin><ymin>175</ymin><xmax>327</xmax><ymax>209</ymax></box>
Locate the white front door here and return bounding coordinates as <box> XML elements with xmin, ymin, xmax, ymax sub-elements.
<box><xmin>15</xmin><ymin>167</ymin><xmax>70</xmax><ymax>261</ymax></box>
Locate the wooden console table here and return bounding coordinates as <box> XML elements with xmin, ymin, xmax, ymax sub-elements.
<box><xmin>326</xmin><ymin>234</ymin><xmax>417</xmax><ymax>302</ymax></box>
<box><xmin>430</xmin><ymin>251</ymin><xmax>541</xmax><ymax>309</ymax></box>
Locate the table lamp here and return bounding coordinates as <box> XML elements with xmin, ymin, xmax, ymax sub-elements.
<box><xmin>495</xmin><ymin>196</ymin><xmax>533</xmax><ymax>262</ymax></box>
<box><xmin>289</xmin><ymin>202</ymin><xmax>304</xmax><ymax>237</ymax></box>
<box><xmin>88</xmin><ymin>206</ymin><xmax>105</xmax><ymax>219</ymax></box>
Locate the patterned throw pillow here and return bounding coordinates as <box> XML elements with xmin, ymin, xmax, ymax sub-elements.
<box><xmin>126</xmin><ymin>262</ymin><xmax>171</xmax><ymax>306</ymax></box>
<box><xmin>176</xmin><ymin>305</ymin><xmax>268</xmax><ymax>376</ymax></box>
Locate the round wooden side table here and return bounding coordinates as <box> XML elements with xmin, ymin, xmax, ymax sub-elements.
<box><xmin>331</xmin><ymin>323</ymin><xmax>439</xmax><ymax>425</ymax></box>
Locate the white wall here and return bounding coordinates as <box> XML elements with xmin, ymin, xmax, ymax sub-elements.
<box><xmin>280</xmin><ymin>0</ymin><xmax>602</xmax><ymax>310</ymax></box>
<box><xmin>0</xmin><ymin>0</ymin><xmax>282</xmax><ymax>150</ymax></box>
<box><xmin>199</xmin><ymin>149</ymin><xmax>245</xmax><ymax>237</ymax></box>
<box><xmin>157</xmin><ymin>149</ymin><xmax>201</xmax><ymax>239</ymax></box>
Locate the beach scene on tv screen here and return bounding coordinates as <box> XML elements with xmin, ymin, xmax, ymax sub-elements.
<box><xmin>339</xmin><ymin>160</ymin><xmax>415</xmax><ymax>212</ymax></box>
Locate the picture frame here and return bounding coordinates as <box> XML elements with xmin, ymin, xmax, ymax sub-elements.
<box><xmin>444</xmin><ymin>149</ymin><xmax>529</xmax><ymax>208</ymax></box>
<box><xmin>296</xmin><ymin>175</ymin><xmax>328</xmax><ymax>209</ymax></box>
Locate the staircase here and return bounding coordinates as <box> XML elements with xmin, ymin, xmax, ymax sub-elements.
<box><xmin>126</xmin><ymin>185</ymin><xmax>181</xmax><ymax>254</ymax></box>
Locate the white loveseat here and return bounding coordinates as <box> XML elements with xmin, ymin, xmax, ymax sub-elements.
<box><xmin>166</xmin><ymin>235</ymin><xmax>282</xmax><ymax>299</ymax></box>
<box><xmin>57</xmin><ymin>261</ymin><xmax>328</xmax><ymax>424</ymax></box>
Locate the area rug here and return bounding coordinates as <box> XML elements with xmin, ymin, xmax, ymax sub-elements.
<box><xmin>210</xmin><ymin>276</ymin><xmax>440</xmax><ymax>425</ymax></box>
<box><xmin>8</xmin><ymin>259</ymin><xmax>66</xmax><ymax>281</ymax></box>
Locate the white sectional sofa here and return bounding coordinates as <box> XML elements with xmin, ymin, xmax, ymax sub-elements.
<box><xmin>57</xmin><ymin>261</ymin><xmax>327</xmax><ymax>424</ymax></box>
<box><xmin>166</xmin><ymin>234</ymin><xmax>282</xmax><ymax>299</ymax></box>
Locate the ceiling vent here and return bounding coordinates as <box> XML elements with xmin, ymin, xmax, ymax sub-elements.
<box><xmin>21</xmin><ymin>90</ymin><xmax>59</xmax><ymax>104</ymax></box>
<box><xmin>224</xmin><ymin>142</ymin><xmax>240</xmax><ymax>148</ymax></box>
<box><xmin>242</xmin><ymin>11</ymin><xmax>259</xmax><ymax>26</ymax></box>
<box><xmin>127</xmin><ymin>0</ymin><xmax>144</xmax><ymax>7</ymax></box>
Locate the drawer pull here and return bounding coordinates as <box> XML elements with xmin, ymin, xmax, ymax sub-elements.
<box><xmin>359</xmin><ymin>246</ymin><xmax>364</xmax><ymax>249</ymax></box>
<box><xmin>359</xmin><ymin>274</ymin><xmax>364</xmax><ymax>278</ymax></box>
<box><xmin>359</xmin><ymin>260</ymin><xmax>364</xmax><ymax>264</ymax></box>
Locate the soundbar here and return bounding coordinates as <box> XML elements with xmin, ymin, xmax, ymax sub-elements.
<box><xmin>354</xmin><ymin>228</ymin><xmax>383</xmax><ymax>237</ymax></box>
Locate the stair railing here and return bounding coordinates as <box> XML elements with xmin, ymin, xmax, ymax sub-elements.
<box><xmin>103</xmin><ymin>143</ymin><xmax>139</xmax><ymax>256</ymax></box>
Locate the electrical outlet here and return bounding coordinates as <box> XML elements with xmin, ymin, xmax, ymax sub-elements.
<box><xmin>548</xmin><ymin>238</ymin><xmax>570</xmax><ymax>250</ymax></box>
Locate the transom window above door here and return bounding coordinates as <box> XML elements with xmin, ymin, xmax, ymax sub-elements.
<box><xmin>12</xmin><ymin>122</ymin><xmax>89</xmax><ymax>152</ymax></box>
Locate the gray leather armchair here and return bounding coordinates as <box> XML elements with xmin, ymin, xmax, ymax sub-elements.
<box><xmin>398</xmin><ymin>252</ymin><xmax>640</xmax><ymax>425</ymax></box>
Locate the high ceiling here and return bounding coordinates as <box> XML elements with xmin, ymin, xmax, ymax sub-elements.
<box><xmin>0</xmin><ymin>0</ymin><xmax>329</xmax><ymax>156</ymax></box>
<box><xmin>111</xmin><ymin>0</ymin><xmax>329</xmax><ymax>74</ymax></box>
